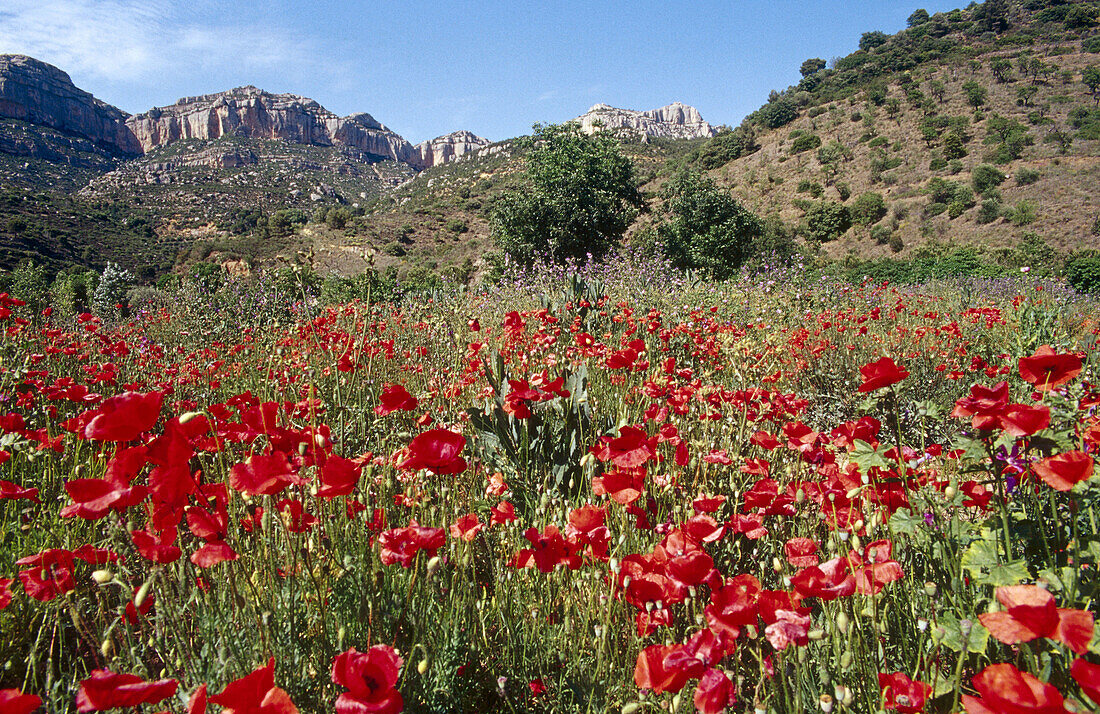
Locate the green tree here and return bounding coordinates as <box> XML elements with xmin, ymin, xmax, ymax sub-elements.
<box><xmin>800</xmin><ymin>58</ymin><xmax>826</xmax><ymax>77</ymax></box>
<box><xmin>656</xmin><ymin>170</ymin><xmax>764</xmax><ymax>279</ymax></box>
<box><xmin>1083</xmin><ymin>65</ymin><xmax>1100</xmax><ymax>104</ymax></box>
<box><xmin>859</xmin><ymin>31</ymin><xmax>890</xmax><ymax>51</ymax></box>
<box><xmin>972</xmin><ymin>164</ymin><xmax>1007</xmax><ymax>194</ymax></box>
<box><xmin>990</xmin><ymin>58</ymin><xmax>1013</xmax><ymax>83</ymax></box>
<box><xmin>490</xmin><ymin>123</ymin><xmax>643</xmax><ymax>264</ymax></box>
<box><xmin>92</xmin><ymin>262</ymin><xmax>134</xmax><ymax>319</ymax></box>
<box><xmin>852</xmin><ymin>192</ymin><xmax>887</xmax><ymax>226</ymax></box>
<box><xmin>963</xmin><ymin>80</ymin><xmax>988</xmax><ymax>109</ymax></box>
<box><xmin>943</xmin><ymin>130</ymin><xmax>968</xmax><ymax>160</ymax></box>
<box><xmin>907</xmin><ymin>9</ymin><xmax>930</xmax><ymax>27</ymax></box>
<box><xmin>804</xmin><ymin>201</ymin><xmax>851</xmax><ymax>242</ymax></box>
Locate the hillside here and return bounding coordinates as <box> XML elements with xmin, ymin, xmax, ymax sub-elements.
<box><xmin>667</xmin><ymin>0</ymin><xmax>1100</xmax><ymax>260</ymax></box>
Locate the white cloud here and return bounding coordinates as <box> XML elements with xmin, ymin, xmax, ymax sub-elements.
<box><xmin>0</xmin><ymin>0</ymin><xmax>339</xmax><ymax>90</ymax></box>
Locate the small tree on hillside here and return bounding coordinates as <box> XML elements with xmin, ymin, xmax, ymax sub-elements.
<box><xmin>963</xmin><ymin>80</ymin><xmax>988</xmax><ymax>109</ymax></box>
<box><xmin>1084</xmin><ymin>65</ymin><xmax>1100</xmax><ymax>104</ymax></box>
<box><xmin>490</xmin><ymin>123</ymin><xmax>643</xmax><ymax>265</ymax></box>
<box><xmin>92</xmin><ymin>262</ymin><xmax>134</xmax><ymax>319</ymax></box>
<box><xmin>657</xmin><ymin>170</ymin><xmax>763</xmax><ymax>279</ymax></box>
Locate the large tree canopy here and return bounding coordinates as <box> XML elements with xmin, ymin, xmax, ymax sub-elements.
<box><xmin>490</xmin><ymin>123</ymin><xmax>643</xmax><ymax>265</ymax></box>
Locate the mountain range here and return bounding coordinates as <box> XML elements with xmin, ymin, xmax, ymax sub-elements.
<box><xmin>1</xmin><ymin>0</ymin><xmax>1099</xmax><ymax>282</ymax></box>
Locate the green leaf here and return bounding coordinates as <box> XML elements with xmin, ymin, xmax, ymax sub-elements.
<box><xmin>938</xmin><ymin>612</ymin><xmax>990</xmax><ymax>653</ymax></box>
<box><xmin>961</xmin><ymin>530</ymin><xmax>1030</xmax><ymax>586</ymax></box>
<box><xmin>851</xmin><ymin>439</ymin><xmax>891</xmax><ymax>471</ymax></box>
<box><xmin>888</xmin><ymin>508</ymin><xmax>924</xmax><ymax>538</ymax></box>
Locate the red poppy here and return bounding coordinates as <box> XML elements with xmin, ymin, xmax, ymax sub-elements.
<box><xmin>208</xmin><ymin>657</ymin><xmax>298</xmax><ymax>714</ymax></box>
<box><xmin>858</xmin><ymin>357</ymin><xmax>909</xmax><ymax>392</ymax></box>
<box><xmin>634</xmin><ymin>644</ymin><xmax>690</xmax><ymax>694</ymax></box>
<box><xmin>490</xmin><ymin>501</ymin><xmax>517</xmax><ymax>526</ymax></box>
<box><xmin>1032</xmin><ymin>451</ymin><xmax>1094</xmax><ymax>492</ymax></box>
<box><xmin>1071</xmin><ymin>658</ymin><xmax>1100</xmax><ymax>705</ymax></box>
<box><xmin>374</xmin><ymin>384</ymin><xmax>418</xmax><ymax>416</ymax></box>
<box><xmin>397</xmin><ymin>429</ymin><xmax>467</xmax><ymax>475</ymax></box>
<box><xmin>0</xmin><ymin>578</ymin><xmax>12</xmax><ymax>609</ymax></box>
<box><xmin>83</xmin><ymin>390</ymin><xmax>164</xmax><ymax>442</ymax></box>
<box><xmin>191</xmin><ymin>540</ymin><xmax>239</xmax><ymax>568</ymax></box>
<box><xmin>1018</xmin><ymin>346</ymin><xmax>1082</xmax><ymax>391</ymax></box>
<box><xmin>230</xmin><ymin>451</ymin><xmax>305</xmax><ymax>496</ymax></box>
<box><xmin>705</xmin><ymin>574</ymin><xmax>761</xmax><ymax>638</ymax></box>
<box><xmin>978</xmin><ymin>585</ymin><xmax>1094</xmax><ymax>655</ymax></box>
<box><xmin>450</xmin><ymin>513</ymin><xmax>484</xmax><ymax>542</ymax></box>
<box><xmin>693</xmin><ymin>668</ymin><xmax>734</xmax><ymax>714</ymax></box>
<box><xmin>0</xmin><ymin>689</ymin><xmax>41</xmax><ymax>714</ymax></box>
<box><xmin>791</xmin><ymin>557</ymin><xmax>856</xmax><ymax>601</ymax></box>
<box><xmin>378</xmin><ymin>523</ymin><xmax>446</xmax><ymax>568</ymax></box>
<box><xmin>316</xmin><ymin>455</ymin><xmax>362</xmax><ymax>498</ymax></box>
<box><xmin>847</xmin><ymin>539</ymin><xmax>904</xmax><ymax>595</ymax></box>
<box><xmin>999</xmin><ymin>404</ymin><xmax>1051</xmax><ymax>437</ymax></box>
<box><xmin>16</xmin><ymin>548</ymin><xmax>76</xmax><ymax>601</ymax></box>
<box><xmin>331</xmin><ymin>645</ymin><xmax>403</xmax><ymax>714</ymax></box>
<box><xmin>511</xmin><ymin>525</ymin><xmax>580</xmax><ymax>573</ymax></box>
<box><xmin>75</xmin><ymin>670</ymin><xmax>178</xmax><ymax>712</ymax></box>
<box><xmin>0</xmin><ymin>479</ymin><xmax>39</xmax><ymax>503</ymax></box>
<box><xmin>765</xmin><ymin>610</ymin><xmax>811</xmax><ymax>651</ymax></box>
<box><xmin>961</xmin><ymin>663</ymin><xmax>1065</xmax><ymax>714</ymax></box>
<box><xmin>591</xmin><ymin>425</ymin><xmax>657</xmax><ymax>469</ymax></box>
<box><xmin>131</xmin><ymin>526</ymin><xmax>182</xmax><ymax>564</ymax></box>
<box><xmin>784</xmin><ymin>538</ymin><xmax>820</xmax><ymax>568</ymax></box>
<box><xmin>878</xmin><ymin>671</ymin><xmax>931</xmax><ymax>713</ymax></box>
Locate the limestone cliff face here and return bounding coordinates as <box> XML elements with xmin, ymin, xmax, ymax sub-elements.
<box><xmin>126</xmin><ymin>86</ymin><xmax>425</xmax><ymax>166</ymax></box>
<box><xmin>414</xmin><ymin>130</ymin><xmax>491</xmax><ymax>168</ymax></box>
<box><xmin>574</xmin><ymin>102</ymin><xmax>719</xmax><ymax>141</ymax></box>
<box><xmin>0</xmin><ymin>54</ymin><xmax>142</xmax><ymax>156</ymax></box>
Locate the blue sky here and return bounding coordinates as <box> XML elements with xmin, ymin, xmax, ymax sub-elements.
<box><xmin>2</xmin><ymin>0</ymin><xmax>965</xmax><ymax>144</ymax></box>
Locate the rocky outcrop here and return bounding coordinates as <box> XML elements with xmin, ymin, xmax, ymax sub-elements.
<box><xmin>0</xmin><ymin>54</ymin><xmax>142</xmax><ymax>156</ymax></box>
<box><xmin>414</xmin><ymin>130</ymin><xmax>491</xmax><ymax>168</ymax></box>
<box><xmin>574</xmin><ymin>102</ymin><xmax>719</xmax><ymax>141</ymax></box>
<box><xmin>125</xmin><ymin>87</ymin><xmax>426</xmax><ymax>166</ymax></box>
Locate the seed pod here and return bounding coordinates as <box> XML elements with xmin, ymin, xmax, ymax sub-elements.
<box><xmin>840</xmin><ymin>650</ymin><xmax>852</xmax><ymax>670</ymax></box>
<box><xmin>134</xmin><ymin>579</ymin><xmax>153</xmax><ymax>608</ymax></box>
<box><xmin>417</xmin><ymin>658</ymin><xmax>429</xmax><ymax>675</ymax></box>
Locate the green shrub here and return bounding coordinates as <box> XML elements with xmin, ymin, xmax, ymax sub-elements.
<box><xmin>871</xmin><ymin>224</ymin><xmax>892</xmax><ymax>244</ymax></box>
<box><xmin>1015</xmin><ymin>167</ymin><xmax>1041</xmax><ymax>185</ymax></box>
<box><xmin>835</xmin><ymin>182</ymin><xmax>852</xmax><ymax>201</ymax></box>
<box><xmin>789</xmin><ymin>133</ymin><xmax>822</xmax><ymax>154</ymax></box>
<box><xmin>976</xmin><ymin>198</ymin><xmax>1003</xmax><ymax>224</ymax></box>
<box><xmin>972</xmin><ymin>164</ymin><xmax>1007</xmax><ymax>193</ymax></box>
<box><xmin>925</xmin><ymin>202</ymin><xmax>948</xmax><ymax>217</ymax></box>
<box><xmin>803</xmin><ymin>201</ymin><xmax>851</xmax><ymax>242</ymax></box>
<box><xmin>1066</xmin><ymin>250</ymin><xmax>1100</xmax><ymax>293</ymax></box>
<box><xmin>948</xmin><ymin>201</ymin><xmax>968</xmax><ymax>219</ymax></box>
<box><xmin>1007</xmin><ymin>200</ymin><xmax>1038</xmax><ymax>226</ymax></box>
<box><xmin>852</xmin><ymin>192</ymin><xmax>887</xmax><ymax>225</ymax></box>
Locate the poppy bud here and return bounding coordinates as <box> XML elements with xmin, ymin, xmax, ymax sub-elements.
<box><xmin>418</xmin><ymin>658</ymin><xmax>429</xmax><ymax>675</ymax></box>
<box><xmin>179</xmin><ymin>411</ymin><xmax>202</xmax><ymax>424</ymax></box>
<box><xmin>427</xmin><ymin>556</ymin><xmax>442</xmax><ymax>577</ymax></box>
<box><xmin>924</xmin><ymin>582</ymin><xmax>937</xmax><ymax>597</ymax></box>
<box><xmin>100</xmin><ymin>638</ymin><xmax>113</xmax><ymax>658</ymax></box>
<box><xmin>840</xmin><ymin>651</ymin><xmax>852</xmax><ymax>670</ymax></box>
<box><xmin>836</xmin><ymin>612</ymin><xmax>850</xmax><ymax>633</ymax></box>
<box><xmin>621</xmin><ymin>704</ymin><xmax>642</xmax><ymax>714</ymax></box>
<box><xmin>819</xmin><ymin>694</ymin><xmax>834</xmax><ymax>713</ymax></box>
<box><xmin>337</xmin><ymin>626</ymin><xmax>345</xmax><ymax>649</ymax></box>
<box><xmin>91</xmin><ymin>569</ymin><xmax>113</xmax><ymax>585</ymax></box>
<box><xmin>134</xmin><ymin>579</ymin><xmax>153</xmax><ymax>608</ymax></box>
<box><xmin>944</xmin><ymin>485</ymin><xmax>957</xmax><ymax>499</ymax></box>
<box><xmin>835</xmin><ymin>685</ymin><xmax>854</xmax><ymax>705</ymax></box>
<box><xmin>672</xmin><ymin>694</ymin><xmax>682</xmax><ymax>710</ymax></box>
<box><xmin>808</xmin><ymin>629</ymin><xmax>825</xmax><ymax>640</ymax></box>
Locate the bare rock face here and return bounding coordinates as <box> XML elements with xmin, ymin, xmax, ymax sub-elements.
<box><xmin>126</xmin><ymin>86</ymin><xmax>426</xmax><ymax>166</ymax></box>
<box><xmin>413</xmin><ymin>130</ymin><xmax>491</xmax><ymax>168</ymax></box>
<box><xmin>574</xmin><ymin>102</ymin><xmax>719</xmax><ymax>141</ymax></box>
<box><xmin>0</xmin><ymin>54</ymin><xmax>142</xmax><ymax>156</ymax></box>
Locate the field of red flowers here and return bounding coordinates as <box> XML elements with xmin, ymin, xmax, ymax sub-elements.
<box><xmin>0</xmin><ymin>267</ymin><xmax>1098</xmax><ymax>713</ymax></box>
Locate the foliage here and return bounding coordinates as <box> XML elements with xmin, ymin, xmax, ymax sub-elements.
<box><xmin>851</xmin><ymin>191</ymin><xmax>887</xmax><ymax>226</ymax></box>
<box><xmin>490</xmin><ymin>123</ymin><xmax>643</xmax><ymax>265</ymax></box>
<box><xmin>657</xmin><ymin>170</ymin><xmax>765</xmax><ymax>279</ymax></box>
<box><xmin>803</xmin><ymin>200</ymin><xmax>852</xmax><ymax>242</ymax></box>
<box><xmin>91</xmin><ymin>261</ymin><xmax>134</xmax><ymax>318</ymax></box>
<box><xmin>1066</xmin><ymin>249</ymin><xmax>1100</xmax><ymax>292</ymax></box>
<box><xmin>972</xmin><ymin>163</ymin><xmax>1008</xmax><ymax>193</ymax></box>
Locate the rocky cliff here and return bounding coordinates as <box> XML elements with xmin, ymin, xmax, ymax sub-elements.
<box><xmin>125</xmin><ymin>87</ymin><xmax>427</xmax><ymax>167</ymax></box>
<box><xmin>0</xmin><ymin>54</ymin><xmax>142</xmax><ymax>156</ymax></box>
<box><xmin>414</xmin><ymin>130</ymin><xmax>491</xmax><ymax>168</ymax></box>
<box><xmin>574</xmin><ymin>102</ymin><xmax>719</xmax><ymax>141</ymax></box>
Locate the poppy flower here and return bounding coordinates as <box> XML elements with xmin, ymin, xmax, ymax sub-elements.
<box><xmin>1018</xmin><ymin>346</ymin><xmax>1082</xmax><ymax>391</ymax></box>
<box><xmin>0</xmin><ymin>578</ymin><xmax>12</xmax><ymax>609</ymax></box>
<box><xmin>878</xmin><ymin>671</ymin><xmax>931</xmax><ymax>713</ymax></box>
<box><xmin>450</xmin><ymin>513</ymin><xmax>484</xmax><ymax>542</ymax></box>
<box><xmin>765</xmin><ymin>610</ymin><xmax>811</xmax><ymax>651</ymax></box>
<box><xmin>693</xmin><ymin>668</ymin><xmax>734</xmax><ymax>714</ymax></box>
<box><xmin>331</xmin><ymin>646</ymin><xmax>403</xmax><ymax>714</ymax></box>
<box><xmin>378</xmin><ymin>523</ymin><xmax>446</xmax><ymax>568</ymax></box>
<box><xmin>316</xmin><ymin>455</ymin><xmax>362</xmax><ymax>498</ymax></box>
<box><xmin>397</xmin><ymin>428</ymin><xmax>467</xmax><ymax>475</ymax></box>
<box><xmin>961</xmin><ymin>663</ymin><xmax>1065</xmax><ymax>714</ymax></box>
<box><xmin>978</xmin><ymin>585</ymin><xmax>1094</xmax><ymax>655</ymax></box>
<box><xmin>1032</xmin><ymin>451</ymin><xmax>1094</xmax><ymax>492</ymax></box>
<box><xmin>374</xmin><ymin>384</ymin><xmax>418</xmax><ymax>416</ymax></box>
<box><xmin>16</xmin><ymin>548</ymin><xmax>76</xmax><ymax>601</ymax></box>
<box><xmin>634</xmin><ymin>644</ymin><xmax>690</xmax><ymax>694</ymax></box>
<box><xmin>0</xmin><ymin>689</ymin><xmax>41</xmax><ymax>714</ymax></box>
<box><xmin>999</xmin><ymin>404</ymin><xmax>1050</xmax><ymax>438</ymax></box>
<box><xmin>83</xmin><ymin>390</ymin><xmax>164</xmax><ymax>442</ymax></box>
<box><xmin>230</xmin><ymin>451</ymin><xmax>305</xmax><ymax>496</ymax></box>
<box><xmin>591</xmin><ymin>425</ymin><xmax>658</xmax><ymax>469</ymax></box>
<box><xmin>75</xmin><ymin>670</ymin><xmax>178</xmax><ymax>712</ymax></box>
<box><xmin>705</xmin><ymin>574</ymin><xmax>761</xmax><ymax>638</ymax></box>
<box><xmin>131</xmin><ymin>526</ymin><xmax>182</xmax><ymax>564</ymax></box>
<box><xmin>791</xmin><ymin>558</ymin><xmax>856</xmax><ymax>601</ymax></box>
<box><xmin>0</xmin><ymin>479</ymin><xmax>39</xmax><ymax>503</ymax></box>
<box><xmin>858</xmin><ymin>357</ymin><xmax>909</xmax><ymax>392</ymax></box>
<box><xmin>490</xmin><ymin>501</ymin><xmax>517</xmax><ymax>526</ymax></box>
<box><xmin>191</xmin><ymin>541</ymin><xmax>239</xmax><ymax>568</ymax></box>
<box><xmin>784</xmin><ymin>538</ymin><xmax>820</xmax><ymax>568</ymax></box>
<box><xmin>1071</xmin><ymin>658</ymin><xmax>1100</xmax><ymax>705</ymax></box>
<box><xmin>847</xmin><ymin>539</ymin><xmax>904</xmax><ymax>595</ymax></box>
<box><xmin>208</xmin><ymin>657</ymin><xmax>298</xmax><ymax>714</ymax></box>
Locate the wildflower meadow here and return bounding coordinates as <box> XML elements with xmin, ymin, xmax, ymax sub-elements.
<box><xmin>0</xmin><ymin>256</ymin><xmax>1099</xmax><ymax>713</ymax></box>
